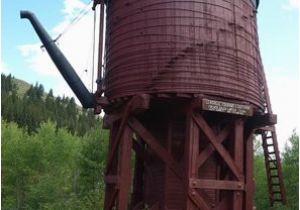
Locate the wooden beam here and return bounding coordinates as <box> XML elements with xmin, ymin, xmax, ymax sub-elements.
<box><xmin>104</xmin><ymin>125</ymin><xmax>119</xmax><ymax>210</ymax></box>
<box><xmin>186</xmin><ymin>112</ymin><xmax>199</xmax><ymax>178</ymax></box>
<box><xmin>105</xmin><ymin>189</ymin><xmax>118</xmax><ymax>210</ymax></box>
<box><xmin>105</xmin><ymin>104</ymin><xmax>131</xmax><ymax>174</ymax></box>
<box><xmin>197</xmin><ymin>124</ymin><xmax>231</xmax><ymax>168</ymax></box>
<box><xmin>193</xmin><ymin>113</ymin><xmax>242</xmax><ymax>180</ymax></box>
<box><xmin>248</xmin><ymin>113</ymin><xmax>277</xmax><ymax>128</ymax></box>
<box><xmin>129</xmin><ymin>94</ymin><xmax>150</xmax><ymax>114</ymax></box>
<box><xmin>233</xmin><ymin>119</ymin><xmax>244</xmax><ymax>210</ymax></box>
<box><xmin>188</xmin><ymin>190</ymin><xmax>211</xmax><ymax>210</ymax></box>
<box><xmin>106</xmin><ymin>94</ymin><xmax>150</xmax><ymax>174</ymax></box>
<box><xmin>245</xmin><ymin>131</ymin><xmax>254</xmax><ymax>210</ymax></box>
<box><xmin>104</xmin><ymin>175</ymin><xmax>118</xmax><ymax>185</ymax></box>
<box><xmin>117</xmin><ymin>126</ymin><xmax>133</xmax><ymax>210</ymax></box>
<box><xmin>103</xmin><ymin>114</ymin><xmax>121</xmax><ymax>129</ymax></box>
<box><xmin>128</xmin><ymin>117</ymin><xmax>182</xmax><ymax>179</ymax></box>
<box><xmin>189</xmin><ymin>178</ymin><xmax>245</xmax><ymax>191</ymax></box>
<box><xmin>185</xmin><ymin>111</ymin><xmax>200</xmax><ymax>209</ymax></box>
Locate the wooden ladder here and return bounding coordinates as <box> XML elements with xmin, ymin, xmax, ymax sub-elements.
<box><xmin>257</xmin><ymin>67</ymin><xmax>287</xmax><ymax>206</ymax></box>
<box><xmin>259</xmin><ymin>126</ymin><xmax>287</xmax><ymax>206</ymax></box>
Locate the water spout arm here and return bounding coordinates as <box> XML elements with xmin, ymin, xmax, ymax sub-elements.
<box><xmin>20</xmin><ymin>10</ymin><xmax>94</xmax><ymax>109</ymax></box>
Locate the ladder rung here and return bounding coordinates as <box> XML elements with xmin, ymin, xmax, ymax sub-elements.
<box><xmin>266</xmin><ymin>136</ymin><xmax>273</xmax><ymax>139</ymax></box>
<box><xmin>259</xmin><ymin>127</ymin><xmax>275</xmax><ymax>132</ymax></box>
<box><xmin>269</xmin><ymin>168</ymin><xmax>277</xmax><ymax>171</ymax></box>
<box><xmin>268</xmin><ymin>160</ymin><xmax>277</xmax><ymax>163</ymax></box>
<box><xmin>267</xmin><ymin>144</ymin><xmax>274</xmax><ymax>147</ymax></box>
<box><xmin>273</xmin><ymin>199</ymin><xmax>283</xmax><ymax>202</ymax></box>
<box><xmin>270</xmin><ymin>175</ymin><xmax>279</xmax><ymax>178</ymax></box>
<box><xmin>268</xmin><ymin>151</ymin><xmax>276</xmax><ymax>155</ymax></box>
<box><xmin>272</xmin><ymin>191</ymin><xmax>281</xmax><ymax>194</ymax></box>
<box><xmin>268</xmin><ymin>162</ymin><xmax>277</xmax><ymax>165</ymax></box>
<box><xmin>271</xmin><ymin>183</ymin><xmax>280</xmax><ymax>186</ymax></box>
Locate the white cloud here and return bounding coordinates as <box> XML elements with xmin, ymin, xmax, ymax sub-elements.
<box><xmin>282</xmin><ymin>0</ymin><xmax>299</xmax><ymax>10</ymax></box>
<box><xmin>62</xmin><ymin>0</ymin><xmax>87</xmax><ymax>19</ymax></box>
<box><xmin>18</xmin><ymin>0</ymin><xmax>97</xmax><ymax>100</ymax></box>
<box><xmin>1</xmin><ymin>61</ymin><xmax>10</xmax><ymax>74</ymax></box>
<box><xmin>18</xmin><ymin>43</ymin><xmax>60</xmax><ymax>77</ymax></box>
<box><xmin>288</xmin><ymin>0</ymin><xmax>299</xmax><ymax>8</ymax></box>
<box><xmin>52</xmin><ymin>0</ymin><xmax>90</xmax><ymax>35</ymax></box>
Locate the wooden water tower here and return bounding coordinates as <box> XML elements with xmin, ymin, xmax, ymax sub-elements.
<box><xmin>21</xmin><ymin>0</ymin><xmax>287</xmax><ymax>209</ymax></box>
<box><xmin>95</xmin><ymin>1</ymin><xmax>286</xmax><ymax>209</ymax></box>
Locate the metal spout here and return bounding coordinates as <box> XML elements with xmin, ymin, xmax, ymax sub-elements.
<box><xmin>20</xmin><ymin>10</ymin><xmax>94</xmax><ymax>109</ymax></box>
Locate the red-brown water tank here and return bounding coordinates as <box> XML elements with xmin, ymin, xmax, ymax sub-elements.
<box><xmin>104</xmin><ymin>0</ymin><xmax>264</xmax><ymax>108</ymax></box>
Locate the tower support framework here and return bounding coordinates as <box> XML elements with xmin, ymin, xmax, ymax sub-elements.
<box><xmin>102</xmin><ymin>94</ymin><xmax>271</xmax><ymax>210</ymax></box>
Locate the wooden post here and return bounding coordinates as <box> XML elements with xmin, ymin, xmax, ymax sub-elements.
<box><xmin>104</xmin><ymin>124</ymin><xmax>119</xmax><ymax>210</ymax></box>
<box><xmin>185</xmin><ymin>110</ymin><xmax>200</xmax><ymax>210</ymax></box>
<box><xmin>245</xmin><ymin>131</ymin><xmax>254</xmax><ymax>210</ymax></box>
<box><xmin>233</xmin><ymin>119</ymin><xmax>244</xmax><ymax>210</ymax></box>
<box><xmin>117</xmin><ymin>125</ymin><xmax>133</xmax><ymax>210</ymax></box>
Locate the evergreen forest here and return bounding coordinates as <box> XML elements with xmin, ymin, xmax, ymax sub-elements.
<box><xmin>1</xmin><ymin>74</ymin><xmax>298</xmax><ymax>210</ymax></box>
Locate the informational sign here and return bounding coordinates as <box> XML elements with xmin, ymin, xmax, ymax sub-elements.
<box><xmin>202</xmin><ymin>98</ymin><xmax>253</xmax><ymax>116</ymax></box>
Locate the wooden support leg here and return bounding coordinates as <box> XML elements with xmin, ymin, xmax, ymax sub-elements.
<box><xmin>104</xmin><ymin>124</ymin><xmax>119</xmax><ymax>210</ymax></box>
<box><xmin>185</xmin><ymin>111</ymin><xmax>198</xmax><ymax>209</ymax></box>
<box><xmin>245</xmin><ymin>131</ymin><xmax>254</xmax><ymax>210</ymax></box>
<box><xmin>233</xmin><ymin>119</ymin><xmax>244</xmax><ymax>210</ymax></box>
<box><xmin>117</xmin><ymin>125</ymin><xmax>133</xmax><ymax>210</ymax></box>
<box><xmin>185</xmin><ymin>111</ymin><xmax>211</xmax><ymax>210</ymax></box>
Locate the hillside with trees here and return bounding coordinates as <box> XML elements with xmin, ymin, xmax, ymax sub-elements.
<box><xmin>1</xmin><ymin>74</ymin><xmax>99</xmax><ymax>135</ymax></box>
<box><xmin>1</xmin><ymin>74</ymin><xmax>298</xmax><ymax>209</ymax></box>
<box><xmin>1</xmin><ymin>74</ymin><xmax>108</xmax><ymax>209</ymax></box>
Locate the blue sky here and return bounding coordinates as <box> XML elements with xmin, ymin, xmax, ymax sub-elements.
<box><xmin>1</xmin><ymin>0</ymin><xmax>299</xmax><ymax>148</ymax></box>
<box><xmin>2</xmin><ymin>0</ymin><xmax>91</xmax><ymax>89</ymax></box>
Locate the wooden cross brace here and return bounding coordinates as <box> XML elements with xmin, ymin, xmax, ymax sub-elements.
<box><xmin>192</xmin><ymin>113</ymin><xmax>244</xmax><ymax>181</ymax></box>
<box><xmin>103</xmin><ymin>106</ymin><xmax>250</xmax><ymax>210</ymax></box>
